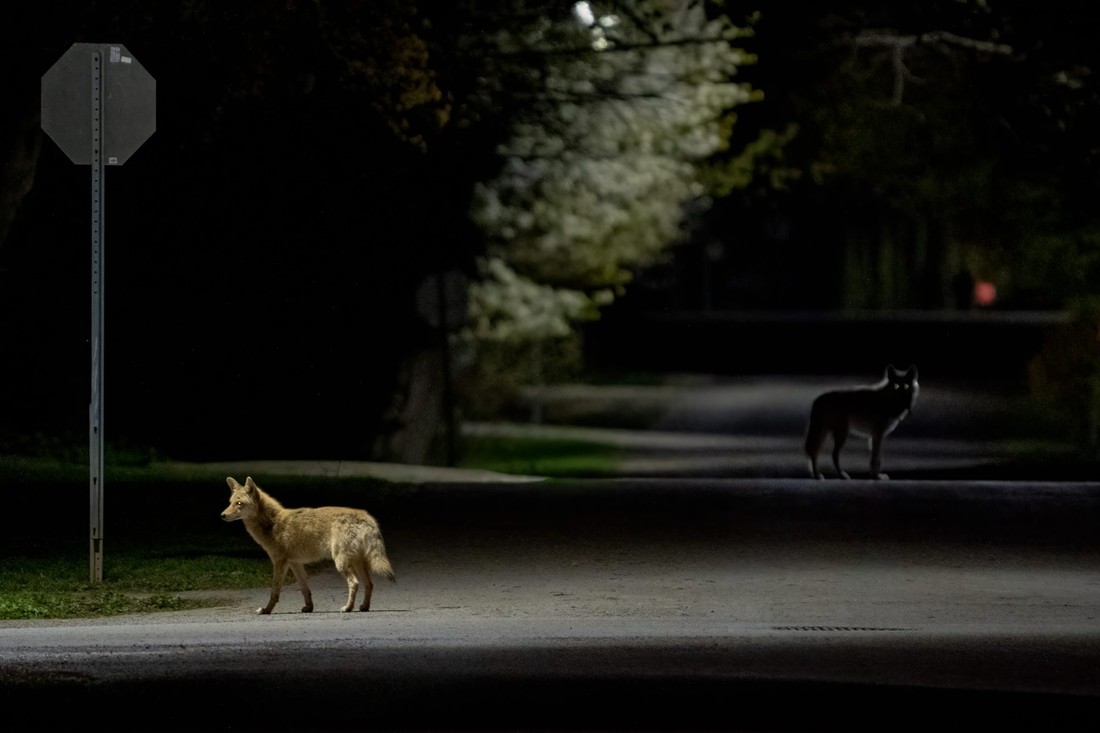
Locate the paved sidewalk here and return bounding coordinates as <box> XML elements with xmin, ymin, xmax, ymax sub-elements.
<box><xmin>187</xmin><ymin>457</ymin><xmax>544</xmax><ymax>483</ymax></box>
<box><xmin>181</xmin><ymin>376</ymin><xmax>1077</xmax><ymax>483</ymax></box>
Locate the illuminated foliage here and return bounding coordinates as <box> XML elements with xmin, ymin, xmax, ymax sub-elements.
<box><xmin>465</xmin><ymin>0</ymin><xmax>762</xmax><ymax>342</ymax></box>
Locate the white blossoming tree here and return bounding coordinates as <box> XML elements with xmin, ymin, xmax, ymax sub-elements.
<box><xmin>465</xmin><ymin>0</ymin><xmax>762</xmax><ymax>346</ymax></box>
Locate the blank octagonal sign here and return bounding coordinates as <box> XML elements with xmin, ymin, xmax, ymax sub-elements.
<box><xmin>41</xmin><ymin>43</ymin><xmax>156</xmax><ymax>166</ymax></box>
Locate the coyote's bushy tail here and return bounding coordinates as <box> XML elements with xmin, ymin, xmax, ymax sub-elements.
<box><xmin>370</xmin><ymin>537</ymin><xmax>396</xmax><ymax>584</ymax></box>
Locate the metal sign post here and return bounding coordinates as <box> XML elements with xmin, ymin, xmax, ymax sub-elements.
<box><xmin>89</xmin><ymin>48</ymin><xmax>106</xmax><ymax>584</ymax></box>
<box><xmin>42</xmin><ymin>43</ymin><xmax>155</xmax><ymax>582</ymax></box>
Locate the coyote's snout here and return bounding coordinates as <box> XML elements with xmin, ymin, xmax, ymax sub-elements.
<box><xmin>221</xmin><ymin>476</ymin><xmax>395</xmax><ymax>615</ymax></box>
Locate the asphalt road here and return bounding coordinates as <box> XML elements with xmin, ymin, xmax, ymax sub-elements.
<box><xmin>2</xmin><ymin>478</ymin><xmax>1098</xmax><ymax>732</ymax></box>
<box><xmin>501</xmin><ymin>374</ymin><xmax>1081</xmax><ymax>479</ymax></box>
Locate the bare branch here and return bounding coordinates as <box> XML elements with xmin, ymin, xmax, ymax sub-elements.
<box><xmin>852</xmin><ymin>31</ymin><xmax>917</xmax><ymax>50</ymax></box>
<box><xmin>892</xmin><ymin>43</ymin><xmax>906</xmax><ymax>105</ymax></box>
<box><xmin>920</xmin><ymin>30</ymin><xmax>1013</xmax><ymax>56</ymax></box>
<box><xmin>850</xmin><ymin>29</ymin><xmax>1012</xmax><ymax>56</ymax></box>
<box><xmin>846</xmin><ymin>28</ymin><xmax>1013</xmax><ymax>104</ymax></box>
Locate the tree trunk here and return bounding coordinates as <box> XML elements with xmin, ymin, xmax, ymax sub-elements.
<box><xmin>373</xmin><ymin>348</ymin><xmax>445</xmax><ymax>465</ymax></box>
<box><xmin>0</xmin><ymin>97</ymin><xmax>42</xmax><ymax>252</ymax></box>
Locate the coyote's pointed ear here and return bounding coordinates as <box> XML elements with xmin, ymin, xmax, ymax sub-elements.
<box><xmin>245</xmin><ymin>476</ymin><xmax>258</xmax><ymax>491</ymax></box>
<box><xmin>227</xmin><ymin>477</ymin><xmax>241</xmax><ymax>489</ymax></box>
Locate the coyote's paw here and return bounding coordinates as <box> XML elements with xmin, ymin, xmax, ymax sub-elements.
<box><xmin>256</xmin><ymin>607</ymin><xmax>272</xmax><ymax>615</ymax></box>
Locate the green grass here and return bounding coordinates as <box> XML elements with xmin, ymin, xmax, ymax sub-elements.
<box><xmin>457</xmin><ymin>434</ymin><xmax>621</xmax><ymax>477</ymax></box>
<box><xmin>0</xmin><ymin>587</ymin><xmax>220</xmax><ymax>620</ymax></box>
<box><xmin>0</xmin><ymin>550</ymin><xmax>271</xmax><ymax>620</ymax></box>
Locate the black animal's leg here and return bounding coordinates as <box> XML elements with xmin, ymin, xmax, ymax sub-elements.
<box><xmin>870</xmin><ymin>433</ymin><xmax>888</xmax><ymax>480</ymax></box>
<box><xmin>831</xmin><ymin>426</ymin><xmax>851</xmax><ymax>479</ymax></box>
<box><xmin>806</xmin><ymin>430</ymin><xmax>826</xmax><ymax>479</ymax></box>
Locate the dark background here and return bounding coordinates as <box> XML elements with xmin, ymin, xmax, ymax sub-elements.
<box><xmin>2</xmin><ymin>1</ymin><xmax>1098</xmax><ymax>461</ymax></box>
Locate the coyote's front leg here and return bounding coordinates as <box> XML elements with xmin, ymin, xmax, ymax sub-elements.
<box><xmin>259</xmin><ymin>558</ymin><xmax>287</xmax><ymax>614</ymax></box>
<box><xmin>289</xmin><ymin>561</ymin><xmax>313</xmax><ymax>612</ymax></box>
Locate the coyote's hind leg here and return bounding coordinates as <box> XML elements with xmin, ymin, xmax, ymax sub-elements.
<box><xmin>354</xmin><ymin>557</ymin><xmax>375</xmax><ymax>612</ymax></box>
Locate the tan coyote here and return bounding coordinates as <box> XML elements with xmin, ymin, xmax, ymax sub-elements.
<box><xmin>804</xmin><ymin>364</ymin><xmax>919</xmax><ymax>480</ymax></box>
<box><xmin>221</xmin><ymin>476</ymin><xmax>395</xmax><ymax>614</ymax></box>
